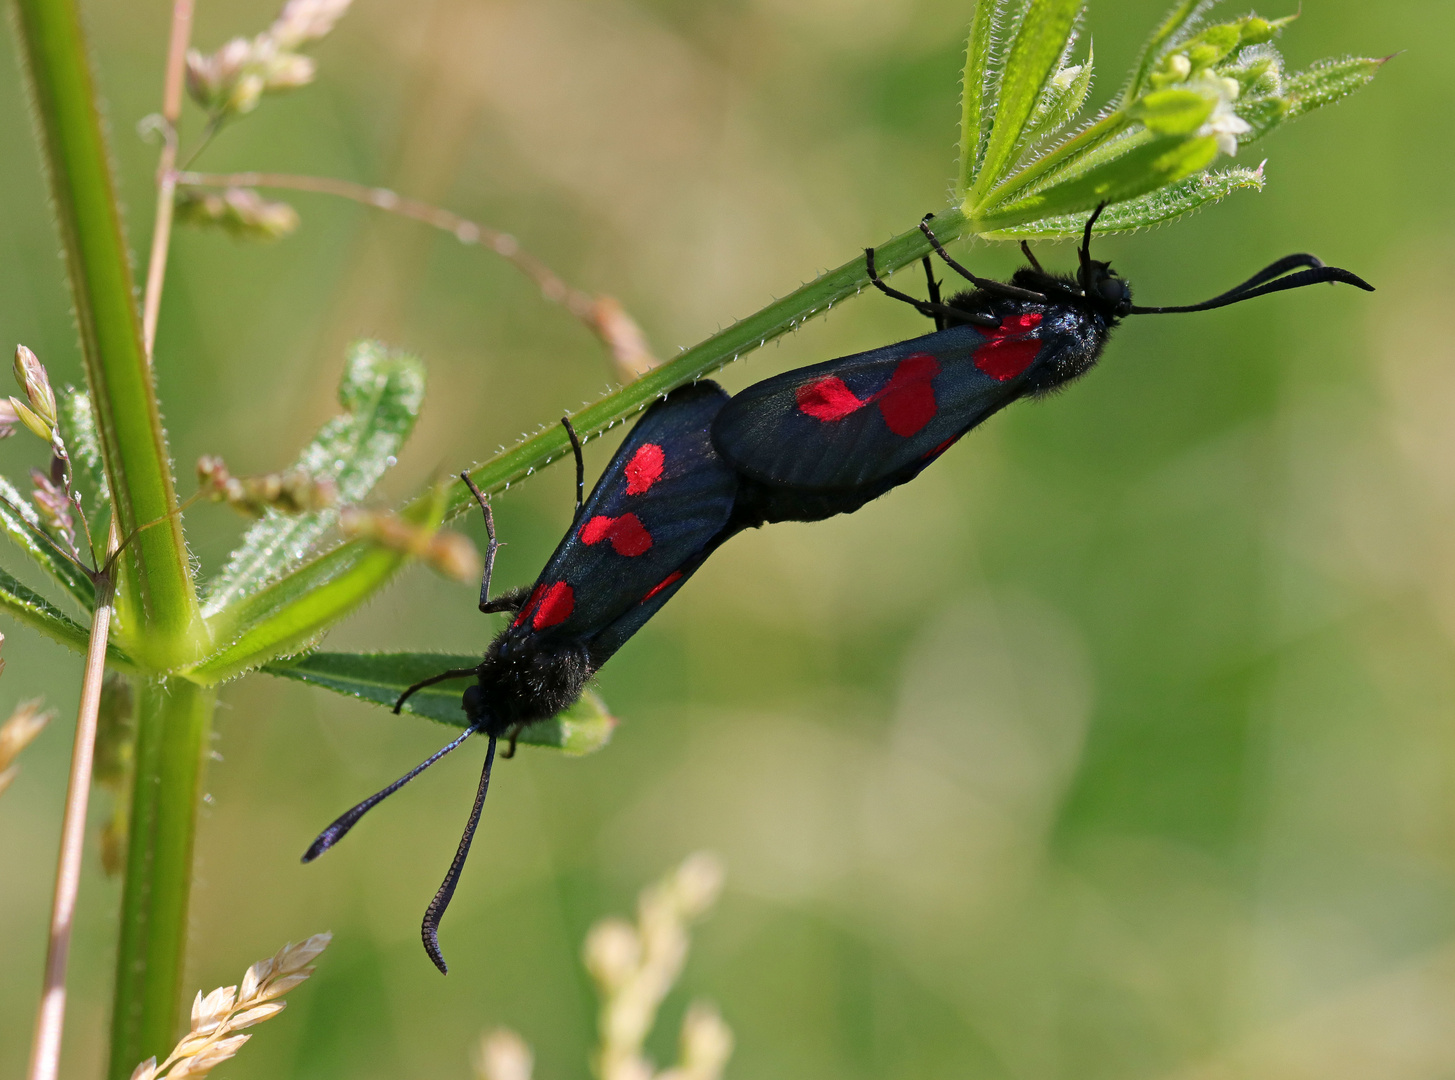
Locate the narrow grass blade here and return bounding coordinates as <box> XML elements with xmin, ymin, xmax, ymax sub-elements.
<box><xmin>0</xmin><ymin>476</ymin><xmax>95</xmax><ymax>609</ymax></box>
<box><xmin>983</xmin><ymin>164</ymin><xmax>1263</xmax><ymax>238</ymax></box>
<box><xmin>0</xmin><ymin>564</ymin><xmax>134</xmax><ymax>670</ymax></box>
<box><xmin>967</xmin><ymin>0</ymin><xmax>1081</xmax><ymax>204</ymax></box>
<box><xmin>263</xmin><ymin>651</ymin><xmax>617</xmax><ymax>754</ymax></box>
<box><xmin>202</xmin><ymin>341</ymin><xmax>424</xmax><ymax>616</ymax></box>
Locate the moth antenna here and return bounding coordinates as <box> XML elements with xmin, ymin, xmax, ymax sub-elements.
<box><xmin>302</xmin><ymin>726</ymin><xmax>478</xmax><ymax>862</ymax></box>
<box><xmin>394</xmin><ymin>666</ymin><xmax>481</xmax><ymax>713</ymax></box>
<box><xmin>1129</xmin><ymin>264</ymin><xmax>1373</xmax><ymax>315</ymax></box>
<box><xmin>422</xmin><ymin>732</ymin><xmax>498</xmax><ymax>974</ymax></box>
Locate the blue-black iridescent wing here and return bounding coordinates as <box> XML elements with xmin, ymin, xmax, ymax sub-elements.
<box><xmin>504</xmin><ymin>381</ymin><xmax>738</xmax><ymax>666</ymax></box>
<box><xmin>713</xmin><ymin>313</ymin><xmax>1050</xmax><ymax>491</ymax></box>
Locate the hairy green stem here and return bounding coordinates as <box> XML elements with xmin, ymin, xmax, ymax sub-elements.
<box><xmin>107</xmin><ymin>679</ymin><xmax>215</xmax><ymax>1080</ymax></box>
<box><xmin>10</xmin><ymin>0</ymin><xmax>201</xmax><ymax>667</ymax></box>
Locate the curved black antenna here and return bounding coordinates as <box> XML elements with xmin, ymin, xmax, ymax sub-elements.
<box><xmin>422</xmin><ymin>732</ymin><xmax>498</xmax><ymax>974</ymax></box>
<box><xmin>1129</xmin><ymin>265</ymin><xmax>1374</xmax><ymax>315</ymax></box>
<box><xmin>865</xmin><ymin>247</ymin><xmax>998</xmax><ymax>328</ymax></box>
<box><xmin>394</xmin><ymin>667</ymin><xmax>481</xmax><ymax>713</ymax></box>
<box><xmin>1128</xmin><ymin>254</ymin><xmax>1337</xmax><ymax>314</ymax></box>
<box><xmin>302</xmin><ymin>725</ymin><xmax>478</xmax><ymax>862</ymax></box>
<box><xmin>919</xmin><ymin>217</ymin><xmax>1053</xmax><ymax>305</ymax></box>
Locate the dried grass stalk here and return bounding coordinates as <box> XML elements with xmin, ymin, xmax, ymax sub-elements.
<box><xmin>129</xmin><ymin>933</ymin><xmax>331</xmax><ymax>1080</ymax></box>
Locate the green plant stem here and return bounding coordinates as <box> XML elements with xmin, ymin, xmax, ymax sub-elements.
<box><xmin>107</xmin><ymin>678</ymin><xmax>215</xmax><ymax>1080</ymax></box>
<box><xmin>11</xmin><ymin>0</ymin><xmax>201</xmax><ymax>666</ymax></box>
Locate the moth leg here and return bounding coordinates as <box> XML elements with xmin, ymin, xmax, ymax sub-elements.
<box><xmin>560</xmin><ymin>416</ymin><xmax>585</xmax><ymax>520</ymax></box>
<box><xmin>480</xmin><ymin>584</ymin><xmax>531</xmax><ymax>615</ymax></box>
<box><xmin>866</xmin><ymin>246</ymin><xmax>996</xmax><ymax>328</ymax></box>
<box><xmin>921</xmin><ymin>256</ymin><xmax>946</xmax><ymax>332</ymax></box>
<box><xmin>1076</xmin><ymin>202</ymin><xmax>1108</xmax><ymax>291</ymax></box>
<box><xmin>501</xmin><ymin>723</ymin><xmax>523</xmax><ymax>759</ymax></box>
<box><xmin>461</xmin><ymin>472</ymin><xmax>501</xmax><ymax>613</ymax></box>
<box><xmin>920</xmin><ymin>216</ymin><xmax>1049</xmax><ymax>306</ymax></box>
<box><xmin>1020</xmin><ymin>240</ymin><xmax>1045</xmax><ymax>275</ymax></box>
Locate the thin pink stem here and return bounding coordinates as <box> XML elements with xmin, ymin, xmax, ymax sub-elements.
<box><xmin>172</xmin><ymin>169</ymin><xmax>659</xmax><ymax>375</ymax></box>
<box><xmin>27</xmin><ymin>523</ymin><xmax>118</xmax><ymax>1080</ymax></box>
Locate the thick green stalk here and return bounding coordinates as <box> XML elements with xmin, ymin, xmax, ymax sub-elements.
<box><xmin>107</xmin><ymin>679</ymin><xmax>215</xmax><ymax>1080</ymax></box>
<box><xmin>10</xmin><ymin>0</ymin><xmax>202</xmax><ymax>667</ymax></box>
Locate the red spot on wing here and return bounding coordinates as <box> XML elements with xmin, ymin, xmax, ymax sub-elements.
<box><xmin>531</xmin><ymin>581</ymin><xmax>574</xmax><ymax>630</ymax></box>
<box><xmin>875</xmin><ymin>353</ymin><xmax>940</xmax><ymax>436</ymax></box>
<box><xmin>625</xmin><ymin>443</ymin><xmax>665</xmax><ymax>494</ymax></box>
<box><xmin>579</xmin><ymin>513</ymin><xmax>653</xmax><ymax>557</ymax></box>
<box><xmin>511</xmin><ymin>583</ymin><xmax>546</xmax><ymax>628</ymax></box>
<box><xmin>923</xmin><ymin>433</ymin><xmax>961</xmax><ymax>460</ymax></box>
<box><xmin>642</xmin><ymin>570</ymin><xmax>683</xmax><ymax>603</ymax></box>
<box><xmin>973</xmin><ymin>312</ymin><xmax>1043</xmax><ymax>382</ymax></box>
<box><xmin>795</xmin><ymin>353</ymin><xmax>942</xmax><ymax>438</ymax></box>
<box><xmin>796</xmin><ymin>377</ymin><xmax>865</xmax><ymax>422</ymax></box>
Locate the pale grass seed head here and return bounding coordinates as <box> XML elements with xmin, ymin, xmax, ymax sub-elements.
<box><xmin>475</xmin><ymin>1028</ymin><xmax>535</xmax><ymax>1080</ymax></box>
<box><xmin>130</xmin><ymin>933</ymin><xmax>331</xmax><ymax>1080</ymax></box>
<box><xmin>0</xmin><ymin>696</ymin><xmax>54</xmax><ymax>797</ymax></box>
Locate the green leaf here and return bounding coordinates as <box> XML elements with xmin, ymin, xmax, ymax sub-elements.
<box><xmin>0</xmin><ymin>475</ymin><xmax>95</xmax><ymax>608</ymax></box>
<box><xmin>202</xmin><ymin>340</ymin><xmax>425</xmax><ymax>617</ymax></box>
<box><xmin>1016</xmin><ymin>41</ymin><xmax>1094</xmax><ymax>154</ymax></box>
<box><xmin>1282</xmin><ymin>56</ymin><xmax>1384</xmax><ymax>121</ymax></box>
<box><xmin>0</xmin><ymin>562</ymin><xmax>134</xmax><ymax>668</ymax></box>
<box><xmin>59</xmin><ymin>387</ymin><xmax>109</xmax><ymax>507</ymax></box>
<box><xmin>979</xmin><ymin>132</ymin><xmax>1220</xmax><ymax>233</ymax></box>
<box><xmin>262</xmin><ymin>651</ymin><xmax>618</xmax><ymax>755</ymax></box>
<box><xmin>1128</xmin><ymin>88</ymin><xmax>1216</xmax><ymax>136</ymax></box>
<box><xmin>968</xmin><ymin>0</ymin><xmax>1081</xmax><ymax>203</ymax></box>
<box><xmin>191</xmin><ymin>484</ymin><xmax>449</xmax><ymax>683</ymax></box>
<box><xmin>957</xmin><ymin>0</ymin><xmax>1000</xmax><ymax>194</ymax></box>
<box><xmin>1122</xmin><ymin>0</ymin><xmax>1207</xmax><ymax>105</ymax></box>
<box><xmin>982</xmin><ymin>165</ymin><xmax>1264</xmax><ymax>238</ymax></box>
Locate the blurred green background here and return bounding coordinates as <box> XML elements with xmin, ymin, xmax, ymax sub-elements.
<box><xmin>2</xmin><ymin>1</ymin><xmax>1452</xmax><ymax>1078</ymax></box>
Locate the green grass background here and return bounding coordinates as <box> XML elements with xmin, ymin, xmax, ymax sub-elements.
<box><xmin>3</xmin><ymin>1</ymin><xmax>1453</xmax><ymax>1078</ymax></box>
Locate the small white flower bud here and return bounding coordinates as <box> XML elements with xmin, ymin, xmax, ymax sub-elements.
<box><xmin>583</xmin><ymin>918</ymin><xmax>641</xmax><ymax>991</ymax></box>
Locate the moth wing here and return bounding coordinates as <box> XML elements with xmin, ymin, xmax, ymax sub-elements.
<box><xmin>506</xmin><ymin>382</ymin><xmax>738</xmax><ymax>657</ymax></box>
<box><xmin>713</xmin><ymin>322</ymin><xmax>1038</xmax><ymax>490</ymax></box>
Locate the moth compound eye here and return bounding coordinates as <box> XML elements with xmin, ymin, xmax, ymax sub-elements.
<box><xmin>462</xmin><ymin>683</ymin><xmax>482</xmax><ymax>717</ymax></box>
<box><xmin>1099</xmin><ymin>276</ymin><xmax>1127</xmax><ymax>303</ymax></box>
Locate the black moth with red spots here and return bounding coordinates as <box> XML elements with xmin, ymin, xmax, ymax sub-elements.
<box><xmin>715</xmin><ymin>209</ymin><xmax>1374</xmax><ymax>526</ymax></box>
<box><xmin>303</xmin><ymin>382</ymin><xmax>743</xmax><ymax>974</ymax></box>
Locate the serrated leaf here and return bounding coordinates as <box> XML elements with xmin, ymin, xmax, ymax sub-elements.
<box><xmin>957</xmin><ymin>0</ymin><xmax>1000</xmax><ymax>194</ymax></box>
<box><xmin>261</xmin><ymin>651</ymin><xmax>618</xmax><ymax>755</ymax></box>
<box><xmin>201</xmin><ymin>340</ymin><xmax>425</xmax><ymax>617</ymax></box>
<box><xmin>0</xmin><ymin>476</ymin><xmax>95</xmax><ymax>608</ymax></box>
<box><xmin>968</xmin><ymin>0</ymin><xmax>1082</xmax><ymax>202</ymax></box>
<box><xmin>982</xmin><ymin>164</ymin><xmax>1263</xmax><ymax>238</ymax></box>
<box><xmin>1282</xmin><ymin>56</ymin><xmax>1383</xmax><ymax>121</ymax></box>
<box><xmin>1017</xmin><ymin>42</ymin><xmax>1094</xmax><ymax>155</ymax></box>
<box><xmin>0</xmin><ymin>563</ymin><xmax>134</xmax><ymax>668</ymax></box>
<box><xmin>59</xmin><ymin>388</ymin><xmax>109</xmax><ymax>506</ymax></box>
<box><xmin>979</xmin><ymin>131</ymin><xmax>1219</xmax><ymax>233</ymax></box>
<box><xmin>1129</xmin><ymin>87</ymin><xmax>1216</xmax><ymax>135</ymax></box>
<box><xmin>191</xmin><ymin>485</ymin><xmax>449</xmax><ymax>683</ymax></box>
<box><xmin>1122</xmin><ymin>0</ymin><xmax>1212</xmax><ymax>105</ymax></box>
